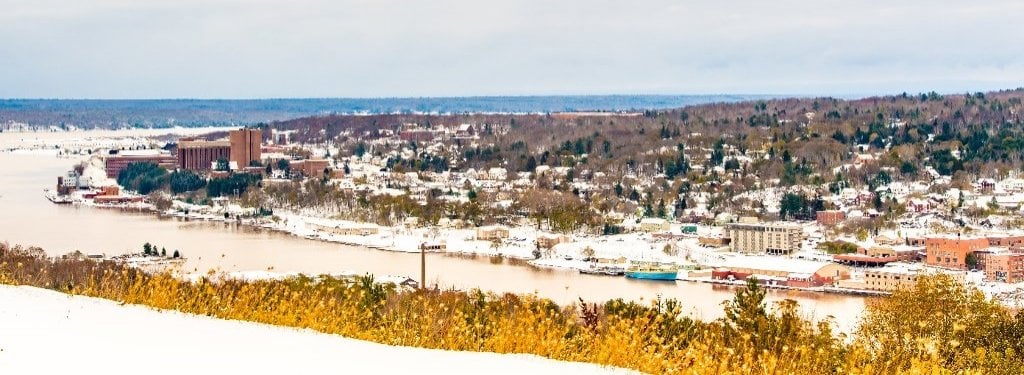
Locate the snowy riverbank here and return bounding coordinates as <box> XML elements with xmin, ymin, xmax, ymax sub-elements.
<box><xmin>0</xmin><ymin>284</ymin><xmax>632</xmax><ymax>374</ymax></box>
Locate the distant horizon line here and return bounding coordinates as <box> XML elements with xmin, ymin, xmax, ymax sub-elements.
<box><xmin>3</xmin><ymin>87</ymin><xmax>1021</xmax><ymax>102</ymax></box>
<box><xmin>0</xmin><ymin>92</ymin><xmax>945</xmax><ymax>101</ymax></box>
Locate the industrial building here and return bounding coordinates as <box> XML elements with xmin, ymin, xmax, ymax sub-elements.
<box><xmin>710</xmin><ymin>255</ymin><xmax>850</xmax><ymax>287</ymax></box>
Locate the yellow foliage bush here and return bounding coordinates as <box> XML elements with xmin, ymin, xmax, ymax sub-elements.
<box><xmin>2</xmin><ymin>243</ymin><xmax>1023</xmax><ymax>374</ymax></box>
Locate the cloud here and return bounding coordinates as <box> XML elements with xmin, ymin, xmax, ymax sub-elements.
<box><xmin>0</xmin><ymin>0</ymin><xmax>1021</xmax><ymax>98</ymax></box>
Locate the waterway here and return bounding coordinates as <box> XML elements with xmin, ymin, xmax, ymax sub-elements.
<box><xmin>0</xmin><ymin>130</ymin><xmax>868</xmax><ymax>331</ymax></box>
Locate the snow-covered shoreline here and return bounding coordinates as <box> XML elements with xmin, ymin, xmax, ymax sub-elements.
<box><xmin>0</xmin><ymin>284</ymin><xmax>631</xmax><ymax>374</ymax></box>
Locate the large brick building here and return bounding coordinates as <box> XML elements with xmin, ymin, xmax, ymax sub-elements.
<box><xmin>177</xmin><ymin>128</ymin><xmax>262</xmax><ymax>171</ymax></box>
<box><xmin>976</xmin><ymin>249</ymin><xmax>1024</xmax><ymax>283</ymax></box>
<box><xmin>924</xmin><ymin>236</ymin><xmax>989</xmax><ymax>270</ymax></box>
<box><xmin>290</xmin><ymin>159</ymin><xmax>331</xmax><ymax>178</ymax></box>
<box><xmin>177</xmin><ymin>139</ymin><xmax>231</xmax><ymax>170</ymax></box>
<box><xmin>229</xmin><ymin>128</ymin><xmax>262</xmax><ymax>168</ymax></box>
<box><xmin>104</xmin><ymin>150</ymin><xmax>178</xmax><ymax>178</ymax></box>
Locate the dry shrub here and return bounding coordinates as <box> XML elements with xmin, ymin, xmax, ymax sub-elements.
<box><xmin>2</xmin><ymin>242</ymin><xmax>1022</xmax><ymax>374</ymax></box>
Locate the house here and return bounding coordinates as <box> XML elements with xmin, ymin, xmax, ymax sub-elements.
<box><xmin>475</xmin><ymin>226</ymin><xmax>509</xmax><ymax>241</ymax></box>
<box><xmin>906</xmin><ymin>198</ymin><xmax>931</xmax><ymax>213</ymax></box>
<box><xmin>639</xmin><ymin>218</ymin><xmax>670</xmax><ymax>233</ymax></box>
<box><xmin>536</xmin><ymin>234</ymin><xmax>570</xmax><ymax>249</ymax></box>
<box><xmin>454</xmin><ymin>124</ymin><xmax>475</xmax><ymax>139</ymax></box>
<box><xmin>815</xmin><ymin>210</ymin><xmax>845</xmax><ymax>226</ymax></box>
<box><xmin>486</xmin><ymin>167</ymin><xmax>508</xmax><ymax>181</ymax></box>
<box><xmin>978</xmin><ymin>178</ymin><xmax>997</xmax><ymax>194</ymax></box>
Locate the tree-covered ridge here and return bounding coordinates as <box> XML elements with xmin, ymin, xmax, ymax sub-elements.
<box><xmin>274</xmin><ymin>89</ymin><xmax>1024</xmax><ymax>183</ymax></box>
<box><xmin>0</xmin><ymin>95</ymin><xmax>767</xmax><ymax>129</ymax></box>
<box><xmin>253</xmin><ymin>89</ymin><xmax>1023</xmax><ymax>231</ymax></box>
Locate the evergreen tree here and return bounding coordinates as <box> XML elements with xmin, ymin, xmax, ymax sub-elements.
<box><xmin>524</xmin><ymin>156</ymin><xmax>538</xmax><ymax>172</ymax></box>
<box><xmin>724</xmin><ymin>277</ymin><xmax>767</xmax><ymax>333</ymax></box>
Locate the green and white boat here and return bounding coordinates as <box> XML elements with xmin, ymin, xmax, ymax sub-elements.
<box><xmin>625</xmin><ymin>262</ymin><xmax>678</xmax><ymax>281</ymax></box>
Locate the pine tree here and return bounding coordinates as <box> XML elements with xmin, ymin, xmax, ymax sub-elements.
<box><xmin>724</xmin><ymin>277</ymin><xmax>767</xmax><ymax>333</ymax></box>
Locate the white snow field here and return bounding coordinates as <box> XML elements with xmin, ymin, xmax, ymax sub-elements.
<box><xmin>0</xmin><ymin>285</ymin><xmax>631</xmax><ymax>374</ymax></box>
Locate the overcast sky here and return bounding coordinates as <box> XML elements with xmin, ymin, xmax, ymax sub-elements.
<box><xmin>1</xmin><ymin>0</ymin><xmax>1022</xmax><ymax>98</ymax></box>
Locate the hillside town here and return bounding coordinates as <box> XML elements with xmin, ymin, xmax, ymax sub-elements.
<box><xmin>43</xmin><ymin>91</ymin><xmax>1024</xmax><ymax>306</ymax></box>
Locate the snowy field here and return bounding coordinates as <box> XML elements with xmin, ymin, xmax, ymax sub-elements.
<box><xmin>0</xmin><ymin>285</ymin><xmax>631</xmax><ymax>374</ymax></box>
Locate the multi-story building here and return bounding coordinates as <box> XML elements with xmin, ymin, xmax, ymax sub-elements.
<box><xmin>177</xmin><ymin>128</ymin><xmax>262</xmax><ymax>171</ymax></box>
<box><xmin>726</xmin><ymin>221</ymin><xmax>802</xmax><ymax>255</ymax></box>
<box><xmin>976</xmin><ymin>248</ymin><xmax>1024</xmax><ymax>283</ymax></box>
<box><xmin>177</xmin><ymin>139</ymin><xmax>231</xmax><ymax>171</ymax></box>
<box><xmin>104</xmin><ymin>150</ymin><xmax>178</xmax><ymax>178</ymax></box>
<box><xmin>986</xmin><ymin>235</ymin><xmax>1024</xmax><ymax>248</ymax></box>
<box><xmin>290</xmin><ymin>159</ymin><xmax>331</xmax><ymax>178</ymax></box>
<box><xmin>924</xmin><ymin>235</ymin><xmax>989</xmax><ymax>270</ymax></box>
<box><xmin>852</xmin><ymin>264</ymin><xmax>967</xmax><ymax>292</ymax></box>
<box><xmin>57</xmin><ymin>170</ymin><xmax>82</xmax><ymax>194</ymax></box>
<box><xmin>229</xmin><ymin>128</ymin><xmax>262</xmax><ymax>168</ymax></box>
<box><xmin>859</xmin><ymin>264</ymin><xmax>925</xmax><ymax>292</ymax></box>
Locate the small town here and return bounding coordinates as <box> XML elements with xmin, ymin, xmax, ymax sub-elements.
<box><xmin>5</xmin><ymin>2</ymin><xmax>1024</xmax><ymax>373</ymax></box>
<box><xmin>41</xmin><ymin>108</ymin><xmax>1024</xmax><ymax>307</ymax></box>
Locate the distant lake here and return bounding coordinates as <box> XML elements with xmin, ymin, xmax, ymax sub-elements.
<box><xmin>0</xmin><ymin>95</ymin><xmax>775</xmax><ymax>128</ymax></box>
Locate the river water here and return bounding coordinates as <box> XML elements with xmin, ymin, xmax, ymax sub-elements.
<box><xmin>0</xmin><ymin>131</ymin><xmax>868</xmax><ymax>330</ymax></box>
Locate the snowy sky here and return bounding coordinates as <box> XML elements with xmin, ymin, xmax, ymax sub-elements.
<box><xmin>2</xmin><ymin>0</ymin><xmax>1023</xmax><ymax>98</ymax></box>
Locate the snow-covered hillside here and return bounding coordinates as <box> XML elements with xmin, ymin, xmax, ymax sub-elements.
<box><xmin>0</xmin><ymin>285</ymin><xmax>630</xmax><ymax>374</ymax></box>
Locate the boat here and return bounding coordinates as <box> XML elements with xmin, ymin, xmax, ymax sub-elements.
<box><xmin>625</xmin><ymin>262</ymin><xmax>679</xmax><ymax>281</ymax></box>
<box><xmin>579</xmin><ymin>263</ymin><xmax>626</xmax><ymax>276</ymax></box>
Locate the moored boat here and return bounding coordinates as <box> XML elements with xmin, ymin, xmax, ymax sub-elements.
<box><xmin>580</xmin><ymin>264</ymin><xmax>626</xmax><ymax>276</ymax></box>
<box><xmin>625</xmin><ymin>262</ymin><xmax>678</xmax><ymax>280</ymax></box>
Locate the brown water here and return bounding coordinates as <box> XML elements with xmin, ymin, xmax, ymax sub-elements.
<box><xmin>0</xmin><ymin>149</ymin><xmax>868</xmax><ymax>330</ymax></box>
